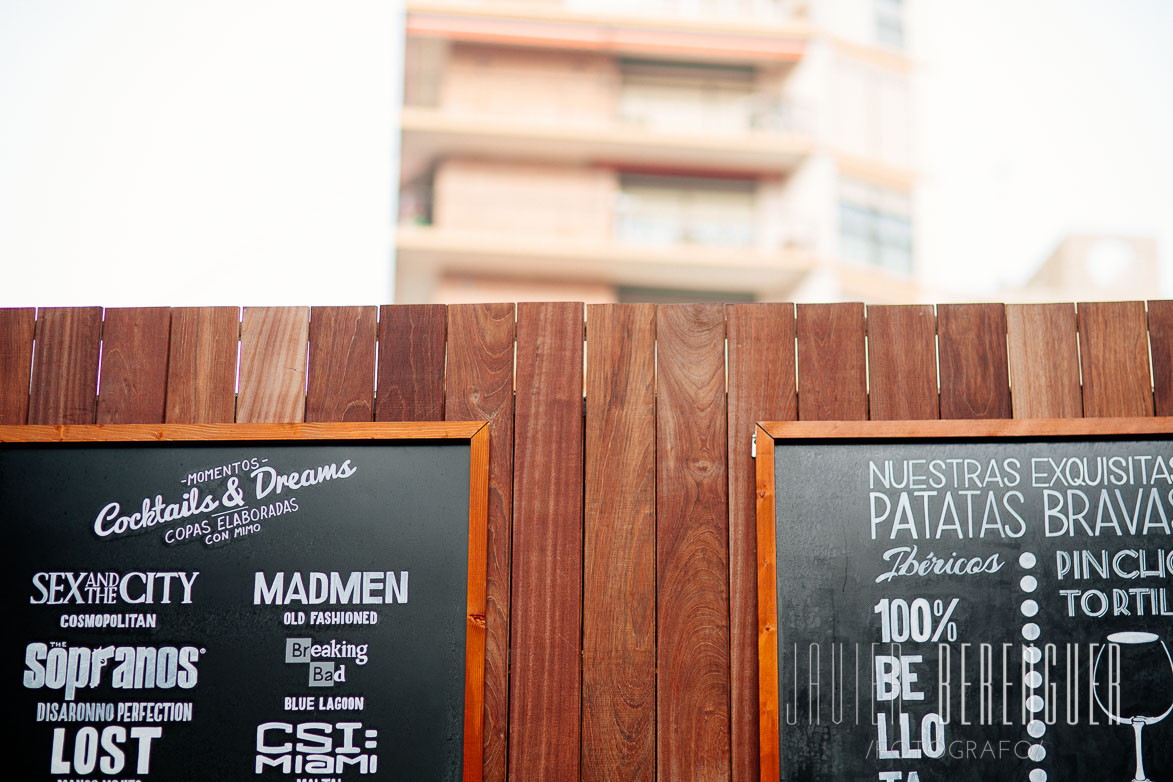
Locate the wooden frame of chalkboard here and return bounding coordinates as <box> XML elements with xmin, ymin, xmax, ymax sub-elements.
<box><xmin>756</xmin><ymin>417</ymin><xmax>1173</xmax><ymax>782</ymax></box>
<box><xmin>0</xmin><ymin>421</ymin><xmax>489</xmax><ymax>782</ymax></box>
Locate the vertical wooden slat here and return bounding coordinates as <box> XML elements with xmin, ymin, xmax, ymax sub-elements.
<box><xmin>583</xmin><ymin>304</ymin><xmax>656</xmax><ymax>782</ymax></box>
<box><xmin>237</xmin><ymin>306</ymin><xmax>310</xmax><ymax>423</ymax></box>
<box><xmin>509</xmin><ymin>302</ymin><xmax>584</xmax><ymax>781</ymax></box>
<box><xmin>96</xmin><ymin>307</ymin><xmax>171</xmax><ymax>424</ymax></box>
<box><xmin>866</xmin><ymin>304</ymin><xmax>938</xmax><ymax>420</ymax></box>
<box><xmin>725</xmin><ymin>302</ymin><xmax>795</xmax><ymax>782</ymax></box>
<box><xmin>305</xmin><ymin>305</ymin><xmax>376</xmax><ymax>422</ymax></box>
<box><xmin>446</xmin><ymin>303</ymin><xmax>516</xmax><ymax>782</ymax></box>
<box><xmin>0</xmin><ymin>308</ymin><xmax>36</xmax><ymax>424</ymax></box>
<box><xmin>377</xmin><ymin>304</ymin><xmax>447</xmax><ymax>421</ymax></box>
<box><xmin>796</xmin><ymin>303</ymin><xmax>867</xmax><ymax>421</ymax></box>
<box><xmin>657</xmin><ymin>303</ymin><xmax>731</xmax><ymax>782</ymax></box>
<box><xmin>28</xmin><ymin>306</ymin><xmax>103</xmax><ymax>425</ymax></box>
<box><xmin>1148</xmin><ymin>301</ymin><xmax>1173</xmax><ymax>417</ymax></box>
<box><xmin>165</xmin><ymin>307</ymin><xmax>240</xmax><ymax>423</ymax></box>
<box><xmin>937</xmin><ymin>303</ymin><xmax>1011</xmax><ymax>419</ymax></box>
<box><xmin>1078</xmin><ymin>300</ymin><xmax>1153</xmax><ymax>417</ymax></box>
<box><xmin>1006</xmin><ymin>303</ymin><xmax>1082</xmax><ymax>419</ymax></box>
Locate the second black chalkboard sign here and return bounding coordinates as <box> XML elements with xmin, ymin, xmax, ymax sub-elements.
<box><xmin>757</xmin><ymin>419</ymin><xmax>1173</xmax><ymax>782</ymax></box>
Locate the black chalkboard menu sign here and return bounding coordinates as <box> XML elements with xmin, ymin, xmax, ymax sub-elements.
<box><xmin>0</xmin><ymin>422</ymin><xmax>488</xmax><ymax>782</ymax></box>
<box><xmin>756</xmin><ymin>419</ymin><xmax>1173</xmax><ymax>782</ymax></box>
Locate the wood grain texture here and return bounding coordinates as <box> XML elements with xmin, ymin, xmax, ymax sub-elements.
<box><xmin>583</xmin><ymin>304</ymin><xmax>655</xmax><ymax>782</ymax></box>
<box><xmin>165</xmin><ymin>307</ymin><xmax>240</xmax><ymax>423</ymax></box>
<box><xmin>28</xmin><ymin>306</ymin><xmax>103</xmax><ymax>425</ymax></box>
<box><xmin>937</xmin><ymin>303</ymin><xmax>1012</xmax><ymax>419</ymax></box>
<box><xmin>377</xmin><ymin>304</ymin><xmax>447</xmax><ymax>421</ymax></box>
<box><xmin>866</xmin><ymin>304</ymin><xmax>938</xmax><ymax>420</ymax></box>
<box><xmin>0</xmin><ymin>308</ymin><xmax>35</xmax><ymax>424</ymax></box>
<box><xmin>656</xmin><ymin>303</ymin><xmax>731</xmax><ymax>782</ymax></box>
<box><xmin>754</xmin><ymin>427</ymin><xmax>780</xmax><ymax>782</ymax></box>
<box><xmin>16</xmin><ymin>416</ymin><xmax>1173</xmax><ymax>446</ymax></box>
<box><xmin>237</xmin><ymin>307</ymin><xmax>310</xmax><ymax>423</ymax></box>
<box><xmin>509</xmin><ymin>302</ymin><xmax>584</xmax><ymax>782</ymax></box>
<box><xmin>96</xmin><ymin>307</ymin><xmax>171</xmax><ymax>424</ymax></box>
<box><xmin>1006</xmin><ymin>303</ymin><xmax>1082</xmax><ymax>419</ymax></box>
<box><xmin>796</xmin><ymin>303</ymin><xmax>867</xmax><ymax>421</ymax></box>
<box><xmin>1078</xmin><ymin>301</ymin><xmax>1153</xmax><ymax>417</ymax></box>
<box><xmin>464</xmin><ymin>424</ymin><xmax>491</xmax><ymax>782</ymax></box>
<box><xmin>445</xmin><ymin>303</ymin><xmax>516</xmax><ymax>782</ymax></box>
<box><xmin>305</xmin><ymin>306</ymin><xmax>376</xmax><ymax>422</ymax></box>
<box><xmin>725</xmin><ymin>302</ymin><xmax>795</xmax><ymax>782</ymax></box>
<box><xmin>1</xmin><ymin>420</ymin><xmax>485</xmax><ymax>443</ymax></box>
<box><xmin>1149</xmin><ymin>301</ymin><xmax>1173</xmax><ymax>417</ymax></box>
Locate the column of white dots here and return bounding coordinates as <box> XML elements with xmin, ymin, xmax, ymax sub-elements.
<box><xmin>1019</xmin><ymin>551</ymin><xmax>1047</xmax><ymax>782</ymax></box>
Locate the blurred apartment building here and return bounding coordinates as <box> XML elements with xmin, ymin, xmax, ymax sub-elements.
<box><xmin>1001</xmin><ymin>235</ymin><xmax>1161</xmax><ymax>303</ymax></box>
<box><xmin>396</xmin><ymin>0</ymin><xmax>923</xmax><ymax>304</ymax></box>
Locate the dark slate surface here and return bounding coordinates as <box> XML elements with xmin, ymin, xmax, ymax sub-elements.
<box><xmin>3</xmin><ymin>439</ymin><xmax>471</xmax><ymax>780</ymax></box>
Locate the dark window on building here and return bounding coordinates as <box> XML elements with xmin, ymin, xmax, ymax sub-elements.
<box><xmin>876</xmin><ymin>0</ymin><xmax>904</xmax><ymax>49</ymax></box>
<box><xmin>838</xmin><ymin>178</ymin><xmax>913</xmax><ymax>275</ymax></box>
<box><xmin>617</xmin><ymin>286</ymin><xmax>755</xmax><ymax>304</ymax></box>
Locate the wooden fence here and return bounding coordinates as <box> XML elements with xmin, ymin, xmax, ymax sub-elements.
<box><xmin>2</xmin><ymin>300</ymin><xmax>1172</xmax><ymax>782</ymax></box>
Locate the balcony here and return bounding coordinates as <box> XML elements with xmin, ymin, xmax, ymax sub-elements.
<box><xmin>401</xmin><ymin>48</ymin><xmax>815</xmax><ymax>181</ymax></box>
<box><xmin>395</xmin><ymin>222</ymin><xmax>818</xmax><ymax>297</ymax></box>
<box><xmin>402</xmin><ymin>112</ymin><xmax>813</xmax><ymax>182</ymax></box>
<box><xmin>406</xmin><ymin>1</ymin><xmax>812</xmax><ymax>62</ymax></box>
<box><xmin>561</xmin><ymin>0</ymin><xmax>805</xmax><ymax>25</ymax></box>
<box><xmin>400</xmin><ymin>14</ymin><xmax>821</xmax><ymax>177</ymax></box>
<box><xmin>396</xmin><ymin>167</ymin><xmax>819</xmax><ymax>299</ymax></box>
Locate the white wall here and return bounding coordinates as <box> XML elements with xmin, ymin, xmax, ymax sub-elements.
<box><xmin>811</xmin><ymin>0</ymin><xmax>878</xmax><ymax>45</ymax></box>
<box><xmin>830</xmin><ymin>56</ymin><xmax>912</xmax><ymax>168</ymax></box>
<box><xmin>0</xmin><ymin>0</ymin><xmax>401</xmax><ymax>307</ymax></box>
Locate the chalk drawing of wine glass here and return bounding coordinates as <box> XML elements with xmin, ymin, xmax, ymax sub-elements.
<box><xmin>1093</xmin><ymin>631</ymin><xmax>1173</xmax><ymax>782</ymax></box>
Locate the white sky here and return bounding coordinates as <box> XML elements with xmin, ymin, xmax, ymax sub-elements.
<box><xmin>0</xmin><ymin>0</ymin><xmax>400</xmax><ymax>307</ymax></box>
<box><xmin>0</xmin><ymin>0</ymin><xmax>1170</xmax><ymax>306</ymax></box>
<box><xmin>917</xmin><ymin>0</ymin><xmax>1173</xmax><ymax>296</ymax></box>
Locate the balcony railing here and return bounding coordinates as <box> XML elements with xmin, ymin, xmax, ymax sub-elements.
<box><xmin>405</xmin><ymin>71</ymin><xmax>814</xmax><ymax>137</ymax></box>
<box><xmin>613</xmin><ymin>210</ymin><xmax>756</xmax><ymax>248</ymax></box>
<box><xmin>396</xmin><ymin>195</ymin><xmax>817</xmax><ymax>256</ymax></box>
<box><xmin>612</xmin><ymin>198</ymin><xmax>815</xmax><ymax>252</ymax></box>
<box><xmin>562</xmin><ymin>0</ymin><xmax>803</xmax><ymax>23</ymax></box>
<box><xmin>413</xmin><ymin>0</ymin><xmax>804</xmax><ymax>24</ymax></box>
<box><xmin>563</xmin><ymin>0</ymin><xmax>802</xmax><ymax>23</ymax></box>
<box><xmin>617</xmin><ymin>93</ymin><xmax>813</xmax><ymax>136</ymax></box>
